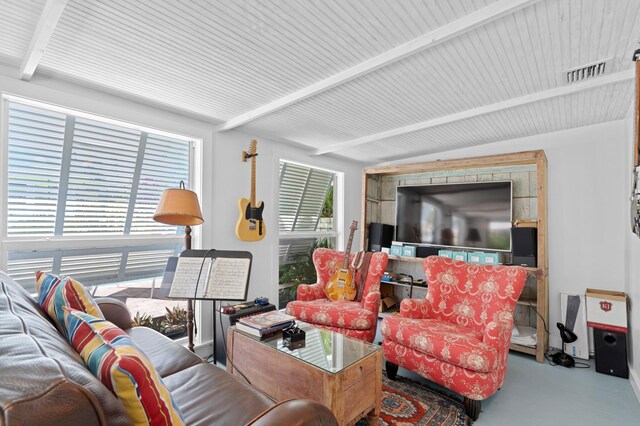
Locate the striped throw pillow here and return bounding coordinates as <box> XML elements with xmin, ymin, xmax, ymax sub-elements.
<box><xmin>35</xmin><ymin>271</ymin><xmax>103</xmax><ymax>336</ymax></box>
<box><xmin>63</xmin><ymin>307</ymin><xmax>185</xmax><ymax>426</ymax></box>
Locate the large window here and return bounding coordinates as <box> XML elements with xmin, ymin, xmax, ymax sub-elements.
<box><xmin>1</xmin><ymin>99</ymin><xmax>196</xmax><ymax>303</ymax></box>
<box><xmin>278</xmin><ymin>160</ymin><xmax>337</xmax><ymax>307</ymax></box>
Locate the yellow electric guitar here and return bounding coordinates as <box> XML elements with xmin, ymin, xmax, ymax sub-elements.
<box><xmin>325</xmin><ymin>220</ymin><xmax>358</xmax><ymax>301</ymax></box>
<box><xmin>235</xmin><ymin>140</ymin><xmax>266</xmax><ymax>242</ymax></box>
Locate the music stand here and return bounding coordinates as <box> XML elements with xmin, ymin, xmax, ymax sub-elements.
<box><xmin>171</xmin><ymin>249</ymin><xmax>252</xmax><ymax>363</ymax></box>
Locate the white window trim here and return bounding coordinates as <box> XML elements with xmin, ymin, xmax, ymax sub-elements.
<box><xmin>0</xmin><ymin>95</ymin><xmax>204</xmax><ymax>273</ymax></box>
<box><xmin>0</xmin><ymin>95</ymin><xmax>8</xmax><ymax>270</ymax></box>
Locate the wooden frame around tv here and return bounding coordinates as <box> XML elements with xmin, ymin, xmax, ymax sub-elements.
<box><xmin>361</xmin><ymin>150</ymin><xmax>549</xmax><ymax>362</ymax></box>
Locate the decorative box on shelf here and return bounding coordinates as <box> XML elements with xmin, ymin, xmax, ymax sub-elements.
<box><xmin>390</xmin><ymin>245</ymin><xmax>403</xmax><ymax>256</ymax></box>
<box><xmin>438</xmin><ymin>250</ymin><xmax>453</xmax><ymax>258</ymax></box>
<box><xmin>452</xmin><ymin>251</ymin><xmax>467</xmax><ymax>262</ymax></box>
<box><xmin>468</xmin><ymin>252</ymin><xmax>484</xmax><ymax>264</ymax></box>
<box><xmin>402</xmin><ymin>246</ymin><xmax>416</xmax><ymax>257</ymax></box>
<box><xmin>482</xmin><ymin>253</ymin><xmax>499</xmax><ymax>265</ymax></box>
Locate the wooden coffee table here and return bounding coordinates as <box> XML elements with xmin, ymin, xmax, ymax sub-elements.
<box><xmin>227</xmin><ymin>321</ymin><xmax>382</xmax><ymax>425</ymax></box>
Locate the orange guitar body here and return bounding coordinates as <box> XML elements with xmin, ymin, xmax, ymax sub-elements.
<box><xmin>325</xmin><ymin>267</ymin><xmax>357</xmax><ymax>302</ymax></box>
<box><xmin>324</xmin><ymin>221</ymin><xmax>358</xmax><ymax>302</ymax></box>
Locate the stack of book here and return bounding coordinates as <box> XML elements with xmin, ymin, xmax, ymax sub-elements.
<box><xmin>235</xmin><ymin>311</ymin><xmax>295</xmax><ymax>339</ymax></box>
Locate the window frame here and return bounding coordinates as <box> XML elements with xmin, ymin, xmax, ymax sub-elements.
<box><xmin>0</xmin><ymin>95</ymin><xmax>203</xmax><ymax>284</ymax></box>
<box><xmin>277</xmin><ymin>159</ymin><xmax>345</xmax><ymax>260</ymax></box>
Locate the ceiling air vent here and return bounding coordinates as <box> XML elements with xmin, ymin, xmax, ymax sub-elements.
<box><xmin>565</xmin><ymin>58</ymin><xmax>611</xmax><ymax>84</ymax></box>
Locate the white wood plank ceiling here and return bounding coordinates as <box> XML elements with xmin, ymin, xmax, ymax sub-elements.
<box><xmin>0</xmin><ymin>0</ymin><xmax>639</xmax><ymax>163</ymax></box>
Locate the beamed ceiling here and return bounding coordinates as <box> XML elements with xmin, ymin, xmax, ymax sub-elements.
<box><xmin>1</xmin><ymin>0</ymin><xmax>639</xmax><ymax>163</ymax></box>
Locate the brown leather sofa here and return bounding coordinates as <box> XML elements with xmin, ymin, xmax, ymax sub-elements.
<box><xmin>0</xmin><ymin>272</ymin><xmax>337</xmax><ymax>425</ymax></box>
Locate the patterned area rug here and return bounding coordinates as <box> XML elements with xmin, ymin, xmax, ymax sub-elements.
<box><xmin>360</xmin><ymin>375</ymin><xmax>471</xmax><ymax>425</ymax></box>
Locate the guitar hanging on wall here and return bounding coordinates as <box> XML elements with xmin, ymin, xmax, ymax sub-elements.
<box><xmin>324</xmin><ymin>220</ymin><xmax>359</xmax><ymax>301</ymax></box>
<box><xmin>235</xmin><ymin>139</ymin><xmax>266</xmax><ymax>242</ymax></box>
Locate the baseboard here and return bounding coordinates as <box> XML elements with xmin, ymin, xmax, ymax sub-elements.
<box><xmin>549</xmin><ymin>335</ymin><xmax>561</xmax><ymax>351</ymax></box>
<box><xmin>194</xmin><ymin>340</ymin><xmax>213</xmax><ymax>359</ymax></box>
<box><xmin>630</xmin><ymin>367</ymin><xmax>640</xmax><ymax>405</ymax></box>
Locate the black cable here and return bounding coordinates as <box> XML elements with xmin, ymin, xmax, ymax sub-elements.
<box><xmin>219</xmin><ymin>305</ymin><xmax>252</xmax><ymax>385</ymax></box>
<box><xmin>527</xmin><ymin>300</ymin><xmax>549</xmax><ymax>334</ymax></box>
<box><xmin>527</xmin><ymin>299</ymin><xmax>592</xmax><ymax>368</ymax></box>
<box><xmin>544</xmin><ymin>352</ymin><xmax>590</xmax><ymax>369</ymax></box>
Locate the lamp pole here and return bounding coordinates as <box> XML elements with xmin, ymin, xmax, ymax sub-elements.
<box><xmin>184</xmin><ymin>225</ymin><xmax>195</xmax><ymax>353</ymax></box>
<box><xmin>153</xmin><ymin>181</ymin><xmax>203</xmax><ymax>354</ymax></box>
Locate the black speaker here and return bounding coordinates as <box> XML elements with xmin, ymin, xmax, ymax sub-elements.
<box><xmin>368</xmin><ymin>223</ymin><xmax>394</xmax><ymax>252</ymax></box>
<box><xmin>511</xmin><ymin>227</ymin><xmax>537</xmax><ymax>267</ymax></box>
<box><xmin>594</xmin><ymin>328</ymin><xmax>629</xmax><ymax>378</ymax></box>
<box><xmin>416</xmin><ymin>246</ymin><xmax>439</xmax><ymax>258</ymax></box>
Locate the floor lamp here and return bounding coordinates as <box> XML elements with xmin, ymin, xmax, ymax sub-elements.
<box><xmin>153</xmin><ymin>181</ymin><xmax>203</xmax><ymax>353</ymax></box>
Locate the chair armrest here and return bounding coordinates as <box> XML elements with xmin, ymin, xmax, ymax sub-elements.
<box><xmin>95</xmin><ymin>297</ymin><xmax>133</xmax><ymax>330</ymax></box>
<box><xmin>400</xmin><ymin>298</ymin><xmax>432</xmax><ymax>319</ymax></box>
<box><xmin>483</xmin><ymin>318</ymin><xmax>513</xmax><ymax>352</ymax></box>
<box><xmin>296</xmin><ymin>283</ymin><xmax>326</xmax><ymax>301</ymax></box>
<box><xmin>246</xmin><ymin>399</ymin><xmax>338</xmax><ymax>426</ymax></box>
<box><xmin>362</xmin><ymin>291</ymin><xmax>381</xmax><ymax>313</ymax></box>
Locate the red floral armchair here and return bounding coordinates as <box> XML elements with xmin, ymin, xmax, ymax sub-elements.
<box><xmin>381</xmin><ymin>256</ymin><xmax>527</xmax><ymax>420</ymax></box>
<box><xmin>285</xmin><ymin>248</ymin><xmax>388</xmax><ymax>343</ymax></box>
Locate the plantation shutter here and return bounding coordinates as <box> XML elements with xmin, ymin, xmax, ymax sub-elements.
<box><xmin>278</xmin><ymin>161</ymin><xmax>334</xmax><ymax>264</ymax></box>
<box><xmin>279</xmin><ymin>237</ymin><xmax>317</xmax><ymax>264</ymax></box>
<box><xmin>278</xmin><ymin>162</ymin><xmax>334</xmax><ymax>232</ymax></box>
<box><xmin>130</xmin><ymin>134</ymin><xmax>190</xmax><ymax>235</ymax></box>
<box><xmin>4</xmin><ymin>100</ymin><xmax>192</xmax><ymax>291</ymax></box>
<box><xmin>64</xmin><ymin>117</ymin><xmax>141</xmax><ymax>235</ymax></box>
<box><xmin>7</xmin><ymin>103</ymin><xmax>66</xmax><ymax>237</ymax></box>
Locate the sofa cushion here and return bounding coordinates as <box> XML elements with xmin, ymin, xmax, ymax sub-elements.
<box><xmin>0</xmin><ymin>274</ymin><xmax>131</xmax><ymax>425</ymax></box>
<box><xmin>162</xmin><ymin>363</ymin><xmax>274</xmax><ymax>426</ymax></box>
<box><xmin>126</xmin><ymin>326</ymin><xmax>203</xmax><ymax>377</ymax></box>
<box><xmin>36</xmin><ymin>271</ymin><xmax>103</xmax><ymax>336</ymax></box>
<box><xmin>64</xmin><ymin>308</ymin><xmax>185</xmax><ymax>425</ymax></box>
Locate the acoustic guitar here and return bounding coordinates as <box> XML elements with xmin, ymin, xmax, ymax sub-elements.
<box><xmin>235</xmin><ymin>140</ymin><xmax>266</xmax><ymax>242</ymax></box>
<box><xmin>325</xmin><ymin>220</ymin><xmax>358</xmax><ymax>301</ymax></box>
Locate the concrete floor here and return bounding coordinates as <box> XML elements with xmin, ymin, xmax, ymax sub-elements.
<box><xmin>391</xmin><ymin>353</ymin><xmax>640</xmax><ymax>425</ymax></box>
<box><xmin>374</xmin><ymin>322</ymin><xmax>639</xmax><ymax>425</ymax></box>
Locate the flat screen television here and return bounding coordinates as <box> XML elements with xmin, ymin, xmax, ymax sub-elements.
<box><xmin>395</xmin><ymin>181</ymin><xmax>512</xmax><ymax>252</ymax></box>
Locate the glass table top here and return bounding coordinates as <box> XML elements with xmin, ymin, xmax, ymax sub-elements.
<box><xmin>234</xmin><ymin>321</ymin><xmax>380</xmax><ymax>374</ymax></box>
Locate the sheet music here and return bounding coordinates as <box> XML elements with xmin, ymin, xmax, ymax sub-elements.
<box><xmin>204</xmin><ymin>257</ymin><xmax>251</xmax><ymax>300</ymax></box>
<box><xmin>169</xmin><ymin>257</ymin><xmax>213</xmax><ymax>298</ymax></box>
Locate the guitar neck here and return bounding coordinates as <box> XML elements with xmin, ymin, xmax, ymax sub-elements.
<box><xmin>250</xmin><ymin>155</ymin><xmax>256</xmax><ymax>207</ymax></box>
<box><xmin>342</xmin><ymin>232</ymin><xmax>354</xmax><ymax>268</ymax></box>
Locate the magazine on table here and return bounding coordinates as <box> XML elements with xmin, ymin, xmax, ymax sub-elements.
<box><xmin>235</xmin><ymin>320</ymin><xmax>293</xmax><ymax>338</ymax></box>
<box><xmin>237</xmin><ymin>311</ymin><xmax>295</xmax><ymax>330</ymax></box>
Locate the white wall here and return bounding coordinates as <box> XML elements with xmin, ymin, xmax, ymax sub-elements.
<box><xmin>0</xmin><ymin>65</ymin><xmax>364</xmax><ymax>352</ymax></box>
<box><xmin>623</xmin><ymin>108</ymin><xmax>640</xmax><ymax>399</ymax></box>
<box><xmin>378</xmin><ymin>120</ymin><xmax>630</xmax><ymax>350</ymax></box>
<box><xmin>209</xmin><ymin>130</ymin><xmax>363</xmax><ymax>304</ymax></box>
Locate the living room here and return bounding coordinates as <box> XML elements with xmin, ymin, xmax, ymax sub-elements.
<box><xmin>1</xmin><ymin>1</ymin><xmax>640</xmax><ymax>425</ymax></box>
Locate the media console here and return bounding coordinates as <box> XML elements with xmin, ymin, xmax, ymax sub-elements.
<box><xmin>362</xmin><ymin>150</ymin><xmax>549</xmax><ymax>363</ymax></box>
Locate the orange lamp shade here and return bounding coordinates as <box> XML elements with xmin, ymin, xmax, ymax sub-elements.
<box><xmin>153</xmin><ymin>187</ymin><xmax>204</xmax><ymax>226</ymax></box>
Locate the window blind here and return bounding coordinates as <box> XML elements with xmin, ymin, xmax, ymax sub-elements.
<box><xmin>64</xmin><ymin>117</ymin><xmax>141</xmax><ymax>235</ymax></box>
<box><xmin>278</xmin><ymin>161</ymin><xmax>333</xmax><ymax>233</ymax></box>
<box><xmin>278</xmin><ymin>161</ymin><xmax>335</xmax><ymax>264</ymax></box>
<box><xmin>4</xmin><ymin>100</ymin><xmax>193</xmax><ymax>291</ymax></box>
<box><xmin>7</xmin><ymin>103</ymin><xmax>66</xmax><ymax>237</ymax></box>
<box><xmin>131</xmin><ymin>134</ymin><xmax>190</xmax><ymax>235</ymax></box>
